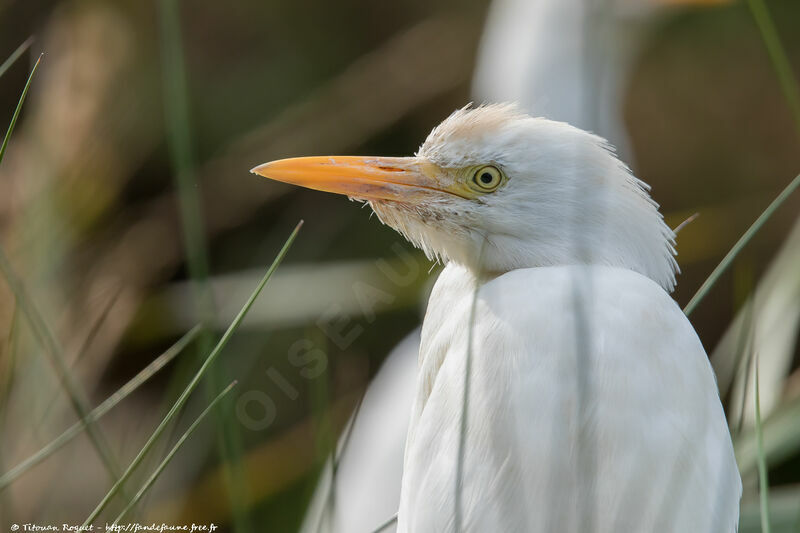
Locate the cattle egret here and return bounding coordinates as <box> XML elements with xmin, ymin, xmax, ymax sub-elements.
<box><xmin>253</xmin><ymin>103</ymin><xmax>741</xmax><ymax>532</ymax></box>
<box><xmin>304</xmin><ymin>3</ymin><xmax>736</xmax><ymax>531</ymax></box>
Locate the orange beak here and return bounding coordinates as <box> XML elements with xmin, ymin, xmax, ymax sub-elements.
<box><xmin>251</xmin><ymin>156</ymin><xmax>457</xmax><ymax>202</ymax></box>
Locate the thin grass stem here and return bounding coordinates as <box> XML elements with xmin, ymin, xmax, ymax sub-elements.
<box><xmin>82</xmin><ymin>220</ymin><xmax>302</xmax><ymax>525</ymax></box>
<box><xmin>0</xmin><ymin>299</ymin><xmax>19</xmax><ymax>517</ymax></box>
<box><xmin>734</xmin><ymin>302</ymin><xmax>756</xmax><ymax>437</ymax></box>
<box><xmin>0</xmin><ymin>37</ymin><xmax>34</xmax><ymax>80</ymax></box>
<box><xmin>454</xmin><ymin>238</ymin><xmax>487</xmax><ymax>533</ymax></box>
<box><xmin>745</xmin><ymin>0</ymin><xmax>800</xmax><ymax>139</ymax></box>
<box><xmin>0</xmin><ymin>325</ymin><xmax>202</xmax><ymax>491</ymax></box>
<box><xmin>673</xmin><ymin>212</ymin><xmax>699</xmax><ymax>235</ymax></box>
<box><xmin>158</xmin><ymin>0</ymin><xmax>211</xmax><ymax>290</ymax></box>
<box><xmin>683</xmin><ymin>173</ymin><xmax>800</xmax><ymax>316</ymax></box>
<box><xmin>687</xmin><ymin>0</ymin><xmax>800</xmax><ymax>318</ymax></box>
<box><xmin>370</xmin><ymin>512</ymin><xmax>398</xmax><ymax>533</ymax></box>
<box><xmin>0</xmin><ymin>244</ymin><xmax>126</xmax><ymax>489</ymax></box>
<box><xmin>0</xmin><ymin>56</ymin><xmax>128</xmax><ymax>488</ymax></box>
<box><xmin>32</xmin><ymin>285</ymin><xmax>123</xmax><ymax>432</ymax></box>
<box><xmin>156</xmin><ymin>2</ymin><xmax>250</xmax><ymax>527</ymax></box>
<box><xmin>0</xmin><ymin>54</ymin><xmax>41</xmax><ymax>165</ymax></box>
<box><xmin>112</xmin><ymin>380</ymin><xmax>238</xmax><ymax>524</ymax></box>
<box><xmin>0</xmin><ymin>299</ymin><xmax>19</xmax><ymax>405</ymax></box>
<box><xmin>755</xmin><ymin>356</ymin><xmax>772</xmax><ymax>533</ymax></box>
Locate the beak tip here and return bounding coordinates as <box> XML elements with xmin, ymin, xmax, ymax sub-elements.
<box><xmin>250</xmin><ymin>163</ymin><xmax>267</xmax><ymax>176</ymax></box>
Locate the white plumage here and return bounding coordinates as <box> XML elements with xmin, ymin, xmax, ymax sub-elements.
<box><xmin>402</xmin><ymin>262</ymin><xmax>739</xmax><ymax>532</ymax></box>
<box><xmin>307</xmin><ymin>3</ymin><xmax>707</xmax><ymax>529</ymax></box>
<box><xmin>297</xmin><ymin>2</ymin><xmax>736</xmax><ymax>531</ymax></box>
<box><xmin>397</xmin><ymin>105</ymin><xmax>739</xmax><ymax>533</ymax></box>
<box><xmin>253</xmin><ymin>103</ymin><xmax>741</xmax><ymax>532</ymax></box>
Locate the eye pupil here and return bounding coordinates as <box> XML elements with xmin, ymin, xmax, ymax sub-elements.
<box><xmin>471</xmin><ymin>165</ymin><xmax>502</xmax><ymax>192</ymax></box>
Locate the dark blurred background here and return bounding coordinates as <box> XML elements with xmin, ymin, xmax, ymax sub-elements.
<box><xmin>0</xmin><ymin>0</ymin><xmax>799</xmax><ymax>531</ymax></box>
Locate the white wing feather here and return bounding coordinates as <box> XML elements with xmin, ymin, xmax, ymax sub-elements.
<box><xmin>399</xmin><ymin>263</ymin><xmax>741</xmax><ymax>533</ymax></box>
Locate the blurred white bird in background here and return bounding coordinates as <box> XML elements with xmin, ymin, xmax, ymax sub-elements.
<box><xmin>473</xmin><ymin>0</ymin><xmax>647</xmax><ymax>159</ymax></box>
<box><xmin>295</xmin><ymin>1</ymin><xmax>734</xmax><ymax>532</ymax></box>
<box><xmin>253</xmin><ymin>103</ymin><xmax>741</xmax><ymax>531</ymax></box>
<box><xmin>299</xmin><ymin>329</ymin><xmax>420</xmax><ymax>533</ymax></box>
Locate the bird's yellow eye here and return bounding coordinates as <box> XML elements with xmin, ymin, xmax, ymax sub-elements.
<box><xmin>470</xmin><ymin>165</ymin><xmax>503</xmax><ymax>192</ymax></box>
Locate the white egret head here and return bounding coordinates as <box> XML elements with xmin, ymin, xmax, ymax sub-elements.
<box><xmin>252</xmin><ymin>104</ymin><xmax>678</xmax><ymax>290</ymax></box>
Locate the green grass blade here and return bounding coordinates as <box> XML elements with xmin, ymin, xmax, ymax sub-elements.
<box><xmin>0</xmin><ymin>239</ymin><xmax>126</xmax><ymax>491</ymax></box>
<box><xmin>683</xmin><ymin>172</ymin><xmax>800</xmax><ymax>316</ymax></box>
<box><xmin>755</xmin><ymin>357</ymin><xmax>772</xmax><ymax>533</ymax></box>
<box><xmin>733</xmin><ymin>301</ymin><xmax>756</xmax><ymax>438</ymax></box>
<box><xmin>0</xmin><ymin>299</ymin><xmax>19</xmax><ymax>405</ymax></box>
<box><xmin>324</xmin><ymin>394</ymin><xmax>364</xmax><ymax>527</ymax></box>
<box><xmin>33</xmin><ymin>286</ymin><xmax>123</xmax><ymax>433</ymax></box>
<box><xmin>731</xmin><ymin>11</ymin><xmax>798</xmax><ymax>527</ymax></box>
<box><xmin>686</xmin><ymin>0</ymin><xmax>800</xmax><ymax>318</ymax></box>
<box><xmin>309</xmin><ymin>328</ymin><xmax>333</xmax><ymax>469</ymax></box>
<box><xmin>734</xmin><ymin>393</ymin><xmax>800</xmax><ymax>477</ymax></box>
<box><xmin>0</xmin><ymin>53</ymin><xmax>41</xmax><ymax>165</ymax></box>
<box><xmin>73</xmin><ymin>285</ymin><xmax>124</xmax><ymax>367</ymax></box>
<box><xmin>370</xmin><ymin>513</ymin><xmax>398</xmax><ymax>533</ymax></box>
<box><xmin>455</xmin><ymin>239</ymin><xmax>486</xmax><ymax>533</ymax></box>
<box><xmin>157</xmin><ymin>0</ymin><xmax>216</xmax><ymax>358</ymax></box>
<box><xmin>82</xmin><ymin>220</ymin><xmax>303</xmax><ymax>525</ymax></box>
<box><xmin>0</xmin><ymin>37</ymin><xmax>34</xmax><ymax>80</ymax></box>
<box><xmin>0</xmin><ymin>299</ymin><xmax>19</xmax><ymax>517</ymax></box>
<box><xmin>158</xmin><ymin>0</ymin><xmax>209</xmax><ymax>285</ymax></box>
<box><xmin>745</xmin><ymin>0</ymin><xmax>800</xmax><ymax>139</ymax></box>
<box><xmin>0</xmin><ymin>325</ymin><xmax>202</xmax><ymax>491</ymax></box>
<box><xmin>738</xmin><ymin>486</ymin><xmax>800</xmax><ymax>532</ymax></box>
<box><xmin>112</xmin><ymin>380</ymin><xmax>238</xmax><ymax>524</ymax></box>
<box><xmin>156</xmin><ymin>2</ymin><xmax>250</xmax><ymax>527</ymax></box>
